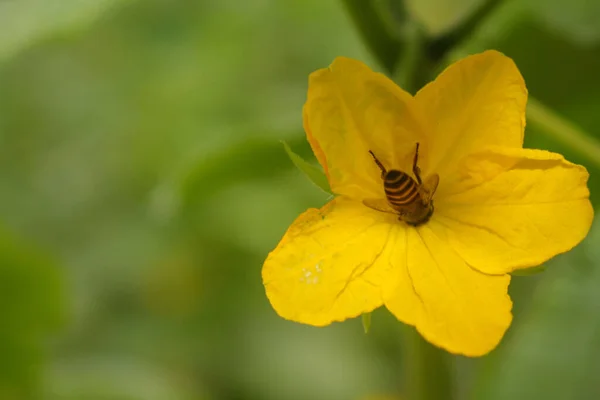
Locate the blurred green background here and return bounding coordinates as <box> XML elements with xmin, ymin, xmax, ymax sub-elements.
<box><xmin>1</xmin><ymin>0</ymin><xmax>600</xmax><ymax>399</ymax></box>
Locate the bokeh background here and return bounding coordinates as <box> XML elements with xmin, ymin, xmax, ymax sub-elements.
<box><xmin>2</xmin><ymin>0</ymin><xmax>600</xmax><ymax>399</ymax></box>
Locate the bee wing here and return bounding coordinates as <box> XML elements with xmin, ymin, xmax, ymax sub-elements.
<box><xmin>419</xmin><ymin>173</ymin><xmax>440</xmax><ymax>203</ymax></box>
<box><xmin>362</xmin><ymin>198</ymin><xmax>396</xmax><ymax>214</ymax></box>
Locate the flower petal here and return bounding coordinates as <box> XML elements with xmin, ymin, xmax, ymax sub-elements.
<box><xmin>303</xmin><ymin>106</ymin><xmax>329</xmax><ymax>179</ymax></box>
<box><xmin>385</xmin><ymin>225</ymin><xmax>512</xmax><ymax>356</ymax></box>
<box><xmin>433</xmin><ymin>147</ymin><xmax>593</xmax><ymax>275</ymax></box>
<box><xmin>262</xmin><ymin>197</ymin><xmax>396</xmax><ymax>326</ymax></box>
<box><xmin>305</xmin><ymin>57</ymin><xmax>429</xmax><ymax>200</ymax></box>
<box><xmin>378</xmin><ymin>225</ymin><xmax>421</xmax><ymax>326</ymax></box>
<box><xmin>415</xmin><ymin>50</ymin><xmax>527</xmax><ymax>195</ymax></box>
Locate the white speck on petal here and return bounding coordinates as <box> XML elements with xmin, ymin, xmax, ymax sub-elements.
<box><xmin>300</xmin><ymin>266</ymin><xmax>320</xmax><ymax>285</ymax></box>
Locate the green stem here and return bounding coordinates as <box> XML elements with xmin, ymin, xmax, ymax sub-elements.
<box><xmin>404</xmin><ymin>327</ymin><xmax>455</xmax><ymax>400</ymax></box>
<box><xmin>340</xmin><ymin>0</ymin><xmax>402</xmax><ymax>73</ymax></box>
<box><xmin>393</xmin><ymin>19</ymin><xmax>425</xmax><ymax>94</ymax></box>
<box><xmin>527</xmin><ymin>98</ymin><xmax>600</xmax><ymax>169</ymax></box>
<box><xmin>427</xmin><ymin>0</ymin><xmax>504</xmax><ymax>62</ymax></box>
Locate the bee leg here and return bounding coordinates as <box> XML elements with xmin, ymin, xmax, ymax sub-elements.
<box><xmin>369</xmin><ymin>150</ymin><xmax>387</xmax><ymax>178</ymax></box>
<box><xmin>412</xmin><ymin>143</ymin><xmax>422</xmax><ymax>185</ymax></box>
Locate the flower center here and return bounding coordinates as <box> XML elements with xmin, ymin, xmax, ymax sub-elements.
<box><xmin>369</xmin><ymin>143</ymin><xmax>439</xmax><ymax>226</ymax></box>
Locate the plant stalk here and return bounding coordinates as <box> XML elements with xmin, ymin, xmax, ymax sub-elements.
<box><xmin>527</xmin><ymin>98</ymin><xmax>600</xmax><ymax>169</ymax></box>
<box><xmin>404</xmin><ymin>327</ymin><xmax>455</xmax><ymax>400</ymax></box>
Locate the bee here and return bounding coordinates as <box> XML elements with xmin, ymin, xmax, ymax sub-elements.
<box><xmin>363</xmin><ymin>143</ymin><xmax>439</xmax><ymax>226</ymax></box>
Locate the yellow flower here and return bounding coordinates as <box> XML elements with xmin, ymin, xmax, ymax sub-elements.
<box><xmin>262</xmin><ymin>50</ymin><xmax>593</xmax><ymax>356</ymax></box>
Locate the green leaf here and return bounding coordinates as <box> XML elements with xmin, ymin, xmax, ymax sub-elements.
<box><xmin>0</xmin><ymin>0</ymin><xmax>131</xmax><ymax>64</ymax></box>
<box><xmin>282</xmin><ymin>141</ymin><xmax>332</xmax><ymax>195</ymax></box>
<box><xmin>340</xmin><ymin>0</ymin><xmax>403</xmax><ymax>73</ymax></box>
<box><xmin>405</xmin><ymin>0</ymin><xmax>488</xmax><ymax>36</ymax></box>
<box><xmin>510</xmin><ymin>264</ymin><xmax>546</xmax><ymax>276</ymax></box>
<box><xmin>362</xmin><ymin>312</ymin><xmax>372</xmax><ymax>334</ymax></box>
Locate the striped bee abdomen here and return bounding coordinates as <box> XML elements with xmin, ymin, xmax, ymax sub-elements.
<box><xmin>383</xmin><ymin>170</ymin><xmax>419</xmax><ymax>207</ymax></box>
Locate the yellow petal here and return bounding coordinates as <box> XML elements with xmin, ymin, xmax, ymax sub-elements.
<box><xmin>303</xmin><ymin>105</ymin><xmax>329</xmax><ymax>179</ymax></box>
<box><xmin>385</xmin><ymin>225</ymin><xmax>512</xmax><ymax>356</ymax></box>
<box><xmin>305</xmin><ymin>57</ymin><xmax>429</xmax><ymax>200</ymax></box>
<box><xmin>415</xmin><ymin>50</ymin><xmax>527</xmax><ymax>196</ymax></box>
<box><xmin>433</xmin><ymin>147</ymin><xmax>593</xmax><ymax>275</ymax></box>
<box><xmin>262</xmin><ymin>197</ymin><xmax>396</xmax><ymax>326</ymax></box>
<box><xmin>379</xmin><ymin>226</ymin><xmax>421</xmax><ymax>326</ymax></box>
